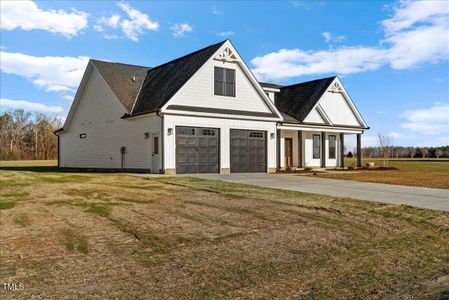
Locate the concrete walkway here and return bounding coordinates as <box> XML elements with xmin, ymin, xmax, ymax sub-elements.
<box><xmin>192</xmin><ymin>173</ymin><xmax>449</xmax><ymax>212</ymax></box>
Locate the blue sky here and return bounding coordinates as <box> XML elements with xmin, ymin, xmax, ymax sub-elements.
<box><xmin>1</xmin><ymin>0</ymin><xmax>448</xmax><ymax>149</ymax></box>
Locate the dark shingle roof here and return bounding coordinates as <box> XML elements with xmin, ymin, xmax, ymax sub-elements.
<box><xmin>91</xmin><ymin>60</ymin><xmax>151</xmax><ymax>112</ymax></box>
<box><xmin>275</xmin><ymin>76</ymin><xmax>336</xmax><ymax>123</ymax></box>
<box><xmin>130</xmin><ymin>41</ymin><xmax>226</xmax><ymax>115</ymax></box>
<box><xmin>259</xmin><ymin>82</ymin><xmax>284</xmax><ymax>89</ymax></box>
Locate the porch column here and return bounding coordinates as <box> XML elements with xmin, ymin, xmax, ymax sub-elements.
<box><xmin>276</xmin><ymin>129</ymin><xmax>281</xmax><ymax>169</ymax></box>
<box><xmin>321</xmin><ymin>131</ymin><xmax>326</xmax><ymax>168</ymax></box>
<box><xmin>297</xmin><ymin>131</ymin><xmax>303</xmax><ymax>168</ymax></box>
<box><xmin>357</xmin><ymin>133</ymin><xmax>362</xmax><ymax>168</ymax></box>
<box><xmin>340</xmin><ymin>133</ymin><xmax>344</xmax><ymax>167</ymax></box>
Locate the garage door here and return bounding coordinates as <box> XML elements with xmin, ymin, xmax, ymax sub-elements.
<box><xmin>230</xmin><ymin>129</ymin><xmax>266</xmax><ymax>173</ymax></box>
<box><xmin>176</xmin><ymin>126</ymin><xmax>219</xmax><ymax>174</ymax></box>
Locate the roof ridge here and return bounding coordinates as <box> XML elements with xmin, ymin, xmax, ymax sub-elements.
<box><xmin>91</xmin><ymin>59</ymin><xmax>151</xmax><ymax>69</ymax></box>
<box><xmin>281</xmin><ymin>76</ymin><xmax>336</xmax><ymax>89</ymax></box>
<box><xmin>147</xmin><ymin>40</ymin><xmax>227</xmax><ymax>72</ymax></box>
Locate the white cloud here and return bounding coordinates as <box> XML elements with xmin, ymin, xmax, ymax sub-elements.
<box><xmin>63</xmin><ymin>95</ymin><xmax>74</xmax><ymax>102</ymax></box>
<box><xmin>251</xmin><ymin>1</ymin><xmax>449</xmax><ymax>81</ymax></box>
<box><xmin>0</xmin><ymin>98</ymin><xmax>63</xmax><ymax>113</ymax></box>
<box><xmin>96</xmin><ymin>2</ymin><xmax>158</xmax><ymax>42</ymax></box>
<box><xmin>170</xmin><ymin>23</ymin><xmax>192</xmax><ymax>38</ymax></box>
<box><xmin>400</xmin><ymin>103</ymin><xmax>449</xmax><ymax>135</ymax></box>
<box><xmin>211</xmin><ymin>6</ymin><xmax>223</xmax><ymax>15</ymax></box>
<box><xmin>322</xmin><ymin>32</ymin><xmax>345</xmax><ymax>43</ymax></box>
<box><xmin>0</xmin><ymin>51</ymin><xmax>90</xmax><ymax>92</ymax></box>
<box><xmin>0</xmin><ymin>0</ymin><xmax>88</xmax><ymax>38</ymax></box>
<box><xmin>93</xmin><ymin>25</ymin><xmax>104</xmax><ymax>32</ymax></box>
<box><xmin>217</xmin><ymin>31</ymin><xmax>235</xmax><ymax>37</ymax></box>
<box><xmin>387</xmin><ymin>131</ymin><xmax>405</xmax><ymax>139</ymax></box>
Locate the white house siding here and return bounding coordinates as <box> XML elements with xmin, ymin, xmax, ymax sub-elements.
<box><xmin>59</xmin><ymin>68</ymin><xmax>161</xmax><ymax>169</ymax></box>
<box><xmin>163</xmin><ymin>114</ymin><xmax>277</xmax><ymax>172</ymax></box>
<box><xmin>303</xmin><ymin>108</ymin><xmax>326</xmax><ymax>124</ymax></box>
<box><xmin>319</xmin><ymin>92</ymin><xmax>361</xmax><ymax>126</ymax></box>
<box><xmin>302</xmin><ymin>131</ymin><xmax>340</xmax><ymax>167</ymax></box>
<box><xmin>166</xmin><ymin>58</ymin><xmax>272</xmax><ymax>113</ymax></box>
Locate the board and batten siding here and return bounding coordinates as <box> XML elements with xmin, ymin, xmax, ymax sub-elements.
<box><xmin>59</xmin><ymin>67</ymin><xmax>161</xmax><ymax>170</ymax></box>
<box><xmin>316</xmin><ymin>92</ymin><xmax>361</xmax><ymax>127</ymax></box>
<box><xmin>163</xmin><ymin>114</ymin><xmax>277</xmax><ymax>172</ymax></box>
<box><xmin>166</xmin><ymin>58</ymin><xmax>272</xmax><ymax>113</ymax></box>
<box><xmin>303</xmin><ymin>131</ymin><xmax>340</xmax><ymax>167</ymax></box>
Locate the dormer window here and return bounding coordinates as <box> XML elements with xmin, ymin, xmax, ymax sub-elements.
<box><xmin>214</xmin><ymin>67</ymin><xmax>235</xmax><ymax>97</ymax></box>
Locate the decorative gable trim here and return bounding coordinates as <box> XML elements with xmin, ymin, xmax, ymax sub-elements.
<box><xmin>328</xmin><ymin>81</ymin><xmax>343</xmax><ymax>93</ymax></box>
<box><xmin>214</xmin><ymin>46</ymin><xmax>239</xmax><ymax>63</ymax></box>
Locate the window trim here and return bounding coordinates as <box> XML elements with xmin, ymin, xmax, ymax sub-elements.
<box><xmin>328</xmin><ymin>135</ymin><xmax>336</xmax><ymax>159</ymax></box>
<box><xmin>313</xmin><ymin>134</ymin><xmax>320</xmax><ymax>159</ymax></box>
<box><xmin>214</xmin><ymin>66</ymin><xmax>236</xmax><ymax>97</ymax></box>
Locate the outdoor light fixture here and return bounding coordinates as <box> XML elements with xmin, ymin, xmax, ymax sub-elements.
<box><xmin>144</xmin><ymin>132</ymin><xmax>149</xmax><ymax>139</ymax></box>
<box><xmin>270</xmin><ymin>133</ymin><xmax>275</xmax><ymax>139</ymax></box>
<box><xmin>168</xmin><ymin>128</ymin><xmax>173</xmax><ymax>135</ymax></box>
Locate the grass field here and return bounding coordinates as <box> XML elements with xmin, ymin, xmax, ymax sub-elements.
<box><xmin>317</xmin><ymin>158</ymin><xmax>449</xmax><ymax>189</ymax></box>
<box><xmin>1</xmin><ymin>161</ymin><xmax>449</xmax><ymax>299</ymax></box>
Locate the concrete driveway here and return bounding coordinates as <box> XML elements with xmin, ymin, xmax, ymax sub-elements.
<box><xmin>193</xmin><ymin>173</ymin><xmax>449</xmax><ymax>212</ymax></box>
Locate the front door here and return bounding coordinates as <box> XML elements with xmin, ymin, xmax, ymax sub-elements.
<box><xmin>284</xmin><ymin>138</ymin><xmax>293</xmax><ymax>168</ymax></box>
<box><xmin>151</xmin><ymin>133</ymin><xmax>160</xmax><ymax>173</ymax></box>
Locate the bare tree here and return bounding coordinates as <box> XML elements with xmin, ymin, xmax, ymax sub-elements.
<box><xmin>420</xmin><ymin>148</ymin><xmax>429</xmax><ymax>158</ymax></box>
<box><xmin>0</xmin><ymin>109</ymin><xmax>61</xmax><ymax>160</ymax></box>
<box><xmin>435</xmin><ymin>148</ymin><xmax>443</xmax><ymax>158</ymax></box>
<box><xmin>378</xmin><ymin>134</ymin><xmax>391</xmax><ymax>167</ymax></box>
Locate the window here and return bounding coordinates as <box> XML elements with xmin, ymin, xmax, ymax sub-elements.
<box><xmin>80</xmin><ymin>133</ymin><xmax>86</xmax><ymax>139</ymax></box>
<box><xmin>201</xmin><ymin>129</ymin><xmax>216</xmax><ymax>136</ymax></box>
<box><xmin>249</xmin><ymin>131</ymin><xmax>264</xmax><ymax>139</ymax></box>
<box><xmin>178</xmin><ymin>127</ymin><xmax>195</xmax><ymax>136</ymax></box>
<box><xmin>153</xmin><ymin>136</ymin><xmax>159</xmax><ymax>154</ymax></box>
<box><xmin>329</xmin><ymin>135</ymin><xmax>336</xmax><ymax>159</ymax></box>
<box><xmin>313</xmin><ymin>135</ymin><xmax>320</xmax><ymax>159</ymax></box>
<box><xmin>214</xmin><ymin>67</ymin><xmax>235</xmax><ymax>97</ymax></box>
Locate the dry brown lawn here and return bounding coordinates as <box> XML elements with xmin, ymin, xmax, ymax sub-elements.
<box><xmin>1</xmin><ymin>162</ymin><xmax>449</xmax><ymax>299</ymax></box>
<box><xmin>319</xmin><ymin>159</ymin><xmax>449</xmax><ymax>189</ymax></box>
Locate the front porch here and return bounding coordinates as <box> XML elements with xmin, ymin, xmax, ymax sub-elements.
<box><xmin>276</xmin><ymin>126</ymin><xmax>363</xmax><ymax>169</ymax></box>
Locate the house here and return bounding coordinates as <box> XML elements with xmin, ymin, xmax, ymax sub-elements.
<box><xmin>55</xmin><ymin>40</ymin><xmax>368</xmax><ymax>174</ymax></box>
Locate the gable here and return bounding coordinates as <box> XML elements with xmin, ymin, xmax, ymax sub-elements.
<box><xmin>292</xmin><ymin>77</ymin><xmax>367</xmax><ymax>128</ymax></box>
<box><xmin>63</xmin><ymin>66</ymin><xmax>129</xmax><ymax>133</ymax></box>
<box><xmin>317</xmin><ymin>91</ymin><xmax>362</xmax><ymax>126</ymax></box>
<box><xmin>162</xmin><ymin>41</ymin><xmax>281</xmax><ymax>119</ymax></box>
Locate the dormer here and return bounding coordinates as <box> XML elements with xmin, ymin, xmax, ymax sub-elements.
<box><xmin>259</xmin><ymin>82</ymin><xmax>283</xmax><ymax>103</ymax></box>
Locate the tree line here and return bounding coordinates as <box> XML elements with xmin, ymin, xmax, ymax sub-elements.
<box><xmin>355</xmin><ymin>146</ymin><xmax>448</xmax><ymax>159</ymax></box>
<box><xmin>0</xmin><ymin>109</ymin><xmax>62</xmax><ymax>160</ymax></box>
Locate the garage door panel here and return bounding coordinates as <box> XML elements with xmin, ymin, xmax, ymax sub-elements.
<box><xmin>230</xmin><ymin>129</ymin><xmax>266</xmax><ymax>173</ymax></box>
<box><xmin>176</xmin><ymin>126</ymin><xmax>219</xmax><ymax>174</ymax></box>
